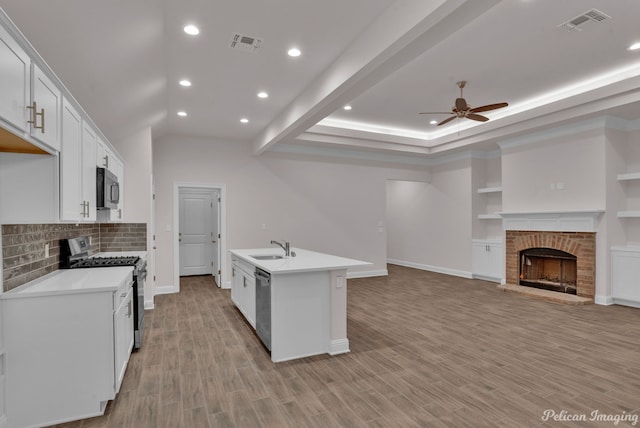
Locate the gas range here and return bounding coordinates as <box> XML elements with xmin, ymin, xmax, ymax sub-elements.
<box><xmin>60</xmin><ymin>236</ymin><xmax>147</xmax><ymax>350</ymax></box>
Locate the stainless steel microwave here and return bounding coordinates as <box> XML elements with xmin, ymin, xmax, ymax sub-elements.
<box><xmin>96</xmin><ymin>167</ymin><xmax>119</xmax><ymax>210</ymax></box>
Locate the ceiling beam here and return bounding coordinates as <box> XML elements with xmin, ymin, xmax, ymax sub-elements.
<box><xmin>252</xmin><ymin>0</ymin><xmax>502</xmax><ymax>155</ymax></box>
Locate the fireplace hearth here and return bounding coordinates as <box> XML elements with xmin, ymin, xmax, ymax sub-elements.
<box><xmin>519</xmin><ymin>248</ymin><xmax>577</xmax><ymax>294</ymax></box>
<box><xmin>505</xmin><ymin>230</ymin><xmax>595</xmax><ymax>299</ymax></box>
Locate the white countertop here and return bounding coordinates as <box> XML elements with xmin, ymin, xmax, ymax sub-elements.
<box><xmin>0</xmin><ymin>267</ymin><xmax>133</xmax><ymax>299</ymax></box>
<box><xmin>229</xmin><ymin>248</ymin><xmax>371</xmax><ymax>274</ymax></box>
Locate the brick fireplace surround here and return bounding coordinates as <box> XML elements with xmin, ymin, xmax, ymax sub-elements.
<box><xmin>505</xmin><ymin>231</ymin><xmax>596</xmax><ymax>299</ymax></box>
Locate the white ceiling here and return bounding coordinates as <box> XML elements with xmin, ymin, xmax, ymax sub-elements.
<box><xmin>2</xmin><ymin>0</ymin><xmax>640</xmax><ymax>161</ymax></box>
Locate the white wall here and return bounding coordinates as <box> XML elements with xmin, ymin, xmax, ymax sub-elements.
<box><xmin>153</xmin><ymin>135</ymin><xmax>429</xmax><ymax>289</ymax></box>
<box><xmin>111</xmin><ymin>127</ymin><xmax>154</xmax><ymax>307</ymax></box>
<box><xmin>386</xmin><ymin>157</ymin><xmax>473</xmax><ymax>277</ymax></box>
<box><xmin>111</xmin><ymin>127</ymin><xmax>153</xmax><ymax>223</ymax></box>
<box><xmin>501</xmin><ymin>128</ymin><xmax>606</xmax><ymax>213</ymax></box>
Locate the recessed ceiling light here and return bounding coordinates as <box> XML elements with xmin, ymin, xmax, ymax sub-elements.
<box><xmin>184</xmin><ymin>24</ymin><xmax>199</xmax><ymax>36</ymax></box>
<box><xmin>343</xmin><ymin>105</ymin><xmax>352</xmax><ymax>111</ymax></box>
<box><xmin>629</xmin><ymin>42</ymin><xmax>640</xmax><ymax>51</ymax></box>
<box><xmin>177</xmin><ymin>111</ymin><xmax>187</xmax><ymax>117</ymax></box>
<box><xmin>257</xmin><ymin>91</ymin><xmax>269</xmax><ymax>99</ymax></box>
<box><xmin>430</xmin><ymin>120</ymin><xmax>438</xmax><ymax>125</ymax></box>
<box><xmin>240</xmin><ymin>118</ymin><xmax>249</xmax><ymax>123</ymax></box>
<box><xmin>179</xmin><ymin>79</ymin><xmax>192</xmax><ymax>87</ymax></box>
<box><xmin>288</xmin><ymin>47</ymin><xmax>301</xmax><ymax>57</ymax></box>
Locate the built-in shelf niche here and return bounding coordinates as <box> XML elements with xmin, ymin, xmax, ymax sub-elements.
<box><xmin>617</xmin><ymin>171</ymin><xmax>640</xmax><ymax>218</ymax></box>
<box><xmin>477</xmin><ymin>186</ymin><xmax>502</xmax><ymax>220</ymax></box>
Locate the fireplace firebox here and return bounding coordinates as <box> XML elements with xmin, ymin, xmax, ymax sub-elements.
<box><xmin>519</xmin><ymin>248</ymin><xmax>577</xmax><ymax>294</ymax></box>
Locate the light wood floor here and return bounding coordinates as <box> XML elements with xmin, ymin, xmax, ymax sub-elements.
<box><xmin>54</xmin><ymin>265</ymin><xmax>640</xmax><ymax>427</ymax></box>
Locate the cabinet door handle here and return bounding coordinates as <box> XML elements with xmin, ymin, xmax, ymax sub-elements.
<box><xmin>27</xmin><ymin>102</ymin><xmax>45</xmax><ymax>133</ymax></box>
<box><xmin>127</xmin><ymin>301</ymin><xmax>132</xmax><ymax>317</ymax></box>
<box><xmin>103</xmin><ymin>155</ymin><xmax>109</xmax><ymax>168</ymax></box>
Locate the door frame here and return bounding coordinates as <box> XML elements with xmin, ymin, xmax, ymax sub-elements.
<box><xmin>173</xmin><ymin>182</ymin><xmax>227</xmax><ymax>292</ymax></box>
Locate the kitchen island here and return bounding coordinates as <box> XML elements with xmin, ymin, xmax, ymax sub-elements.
<box><xmin>229</xmin><ymin>247</ymin><xmax>370</xmax><ymax>362</ymax></box>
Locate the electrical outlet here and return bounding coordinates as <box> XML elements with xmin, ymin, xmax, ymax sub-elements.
<box><xmin>44</xmin><ymin>243</ymin><xmax>50</xmax><ymax>258</ymax></box>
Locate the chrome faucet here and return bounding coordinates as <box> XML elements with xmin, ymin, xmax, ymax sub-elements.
<box><xmin>270</xmin><ymin>240</ymin><xmax>290</xmax><ymax>256</ymax></box>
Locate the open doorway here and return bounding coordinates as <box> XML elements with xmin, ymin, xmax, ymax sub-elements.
<box><xmin>173</xmin><ymin>182</ymin><xmax>226</xmax><ymax>292</ymax></box>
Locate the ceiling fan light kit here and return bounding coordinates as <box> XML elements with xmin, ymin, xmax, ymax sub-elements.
<box><xmin>420</xmin><ymin>80</ymin><xmax>508</xmax><ymax>126</ymax></box>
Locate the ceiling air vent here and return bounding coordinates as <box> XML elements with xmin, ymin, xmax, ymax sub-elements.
<box><xmin>229</xmin><ymin>33</ymin><xmax>263</xmax><ymax>53</ymax></box>
<box><xmin>558</xmin><ymin>8</ymin><xmax>611</xmax><ymax>32</ymax></box>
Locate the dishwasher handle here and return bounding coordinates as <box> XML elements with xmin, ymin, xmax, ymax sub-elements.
<box><xmin>255</xmin><ymin>268</ymin><xmax>271</xmax><ymax>285</ymax></box>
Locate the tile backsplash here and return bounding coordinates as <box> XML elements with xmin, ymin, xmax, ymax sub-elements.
<box><xmin>2</xmin><ymin>223</ymin><xmax>146</xmax><ymax>292</ymax></box>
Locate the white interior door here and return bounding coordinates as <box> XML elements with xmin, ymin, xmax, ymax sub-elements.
<box><xmin>179</xmin><ymin>189</ymin><xmax>213</xmax><ymax>276</ymax></box>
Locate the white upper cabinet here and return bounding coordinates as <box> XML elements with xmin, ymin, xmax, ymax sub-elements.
<box><xmin>96</xmin><ymin>138</ymin><xmax>109</xmax><ymax>168</ymax></box>
<box><xmin>60</xmin><ymin>100</ymin><xmax>97</xmax><ymax>222</ymax></box>
<box><xmin>0</xmin><ymin>23</ymin><xmax>30</xmax><ymax>134</ymax></box>
<box><xmin>30</xmin><ymin>64</ymin><xmax>62</xmax><ymax>151</ymax></box>
<box><xmin>0</xmin><ymin>23</ymin><xmax>61</xmax><ymax>153</ymax></box>
<box><xmin>60</xmin><ymin>99</ymin><xmax>83</xmax><ymax>221</ymax></box>
<box><xmin>109</xmin><ymin>156</ymin><xmax>124</xmax><ymax>221</ymax></box>
<box><xmin>82</xmin><ymin>123</ymin><xmax>97</xmax><ymax>221</ymax></box>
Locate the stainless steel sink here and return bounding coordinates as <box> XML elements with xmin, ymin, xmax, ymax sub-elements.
<box><xmin>251</xmin><ymin>255</ymin><xmax>283</xmax><ymax>260</ymax></box>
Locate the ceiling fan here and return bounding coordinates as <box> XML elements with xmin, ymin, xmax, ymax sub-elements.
<box><xmin>420</xmin><ymin>81</ymin><xmax>508</xmax><ymax>126</ymax></box>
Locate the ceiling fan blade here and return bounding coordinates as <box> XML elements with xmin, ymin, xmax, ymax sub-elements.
<box><xmin>455</xmin><ymin>97</ymin><xmax>468</xmax><ymax>112</ymax></box>
<box><xmin>437</xmin><ymin>116</ymin><xmax>457</xmax><ymax>126</ymax></box>
<box><xmin>469</xmin><ymin>102</ymin><xmax>508</xmax><ymax>113</ymax></box>
<box><xmin>419</xmin><ymin>111</ymin><xmax>453</xmax><ymax>115</ymax></box>
<box><xmin>466</xmin><ymin>113</ymin><xmax>489</xmax><ymax>122</ymax></box>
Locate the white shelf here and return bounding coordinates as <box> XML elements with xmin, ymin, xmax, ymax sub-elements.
<box><xmin>477</xmin><ymin>214</ymin><xmax>502</xmax><ymax>220</ymax></box>
<box><xmin>617</xmin><ymin>211</ymin><xmax>640</xmax><ymax>218</ymax></box>
<box><xmin>617</xmin><ymin>172</ymin><xmax>640</xmax><ymax>181</ymax></box>
<box><xmin>477</xmin><ymin>186</ymin><xmax>503</xmax><ymax>194</ymax></box>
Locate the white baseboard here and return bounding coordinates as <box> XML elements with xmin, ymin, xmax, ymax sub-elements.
<box><xmin>329</xmin><ymin>339</ymin><xmax>350</xmax><ymax>355</ymax></box>
<box><xmin>472</xmin><ymin>274</ymin><xmax>503</xmax><ymax>283</ymax></box>
<box><xmin>154</xmin><ymin>285</ymin><xmax>177</xmax><ymax>295</ymax></box>
<box><xmin>347</xmin><ymin>269</ymin><xmax>387</xmax><ymax>279</ymax></box>
<box><xmin>595</xmin><ymin>295</ymin><xmax>614</xmax><ymax>306</ymax></box>
<box><xmin>610</xmin><ymin>297</ymin><xmax>640</xmax><ymax>308</ymax></box>
<box><xmin>222</xmin><ymin>280</ymin><xmax>232</xmax><ymax>289</ymax></box>
<box><xmin>387</xmin><ymin>259</ymin><xmax>473</xmax><ymax>279</ymax></box>
<box><xmin>144</xmin><ymin>300</ymin><xmax>155</xmax><ymax>310</ymax></box>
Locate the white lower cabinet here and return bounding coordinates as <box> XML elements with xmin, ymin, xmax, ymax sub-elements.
<box><xmin>1</xmin><ymin>274</ymin><xmax>134</xmax><ymax>428</ymax></box>
<box><xmin>472</xmin><ymin>239</ymin><xmax>504</xmax><ymax>282</ymax></box>
<box><xmin>611</xmin><ymin>246</ymin><xmax>640</xmax><ymax>308</ymax></box>
<box><xmin>114</xmin><ymin>285</ymin><xmax>134</xmax><ymax>392</ymax></box>
<box><xmin>231</xmin><ymin>257</ymin><xmax>256</xmax><ymax>328</ymax></box>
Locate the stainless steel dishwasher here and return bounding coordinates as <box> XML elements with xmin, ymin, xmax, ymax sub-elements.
<box><xmin>255</xmin><ymin>268</ymin><xmax>272</xmax><ymax>351</ymax></box>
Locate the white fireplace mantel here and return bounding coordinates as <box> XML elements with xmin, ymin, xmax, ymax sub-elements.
<box><xmin>499</xmin><ymin>210</ymin><xmax>604</xmax><ymax>233</ymax></box>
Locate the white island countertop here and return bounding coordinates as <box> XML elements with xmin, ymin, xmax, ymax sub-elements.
<box><xmin>229</xmin><ymin>247</ymin><xmax>371</xmax><ymax>274</ymax></box>
<box><xmin>0</xmin><ymin>267</ymin><xmax>133</xmax><ymax>299</ymax></box>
